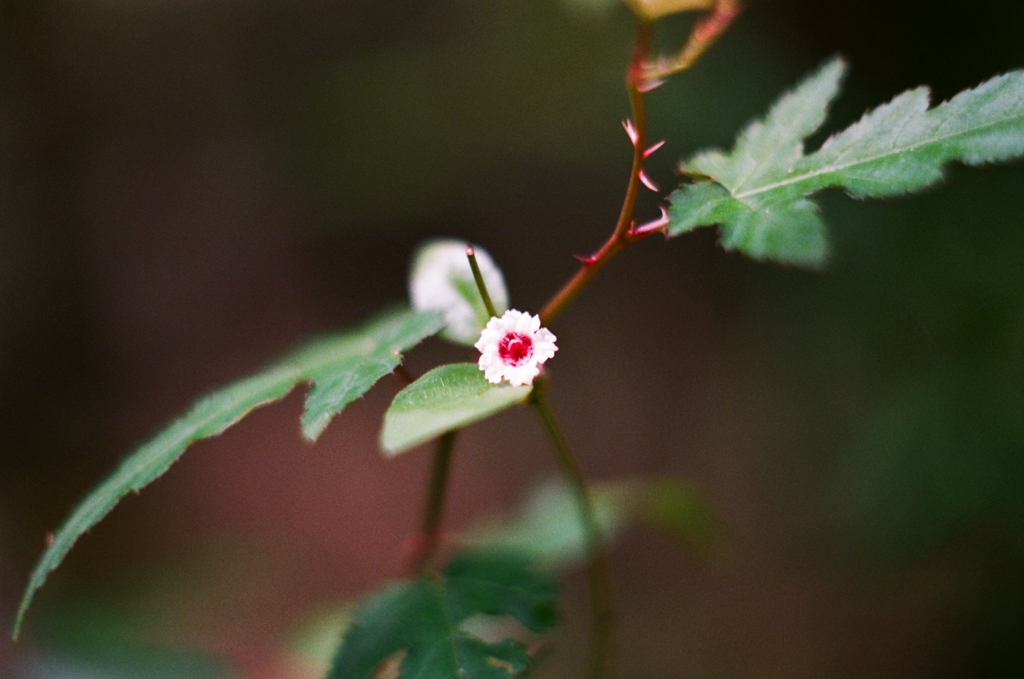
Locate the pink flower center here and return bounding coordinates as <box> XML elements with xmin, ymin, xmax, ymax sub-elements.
<box><xmin>498</xmin><ymin>332</ymin><xmax>533</xmax><ymax>366</ymax></box>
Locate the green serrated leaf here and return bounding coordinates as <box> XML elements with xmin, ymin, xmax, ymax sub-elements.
<box><xmin>380</xmin><ymin>363</ymin><xmax>532</xmax><ymax>456</ymax></box>
<box><xmin>325</xmin><ymin>581</ymin><xmax>427</xmax><ymax>679</ymax></box>
<box><xmin>444</xmin><ymin>551</ymin><xmax>559</xmax><ymax>633</ymax></box>
<box><xmin>464</xmin><ymin>477</ymin><xmax>720</xmax><ymax>567</ymax></box>
<box><xmin>14</xmin><ymin>306</ymin><xmax>443</xmax><ymax>640</ymax></box>
<box><xmin>668</xmin><ymin>57</ymin><xmax>1024</xmax><ymax>266</ymax></box>
<box><xmin>288</xmin><ymin>604</ymin><xmax>357</xmax><ymax>669</ymax></box>
<box><xmin>327</xmin><ymin>550</ymin><xmax>557</xmax><ymax>679</ymax></box>
<box><xmin>295</xmin><ymin>309</ymin><xmax>446</xmax><ymax>441</ymax></box>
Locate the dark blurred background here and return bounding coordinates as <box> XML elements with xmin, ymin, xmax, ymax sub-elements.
<box><xmin>2</xmin><ymin>0</ymin><xmax>1024</xmax><ymax>677</ymax></box>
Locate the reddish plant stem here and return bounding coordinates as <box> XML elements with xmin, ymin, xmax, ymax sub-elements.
<box><xmin>643</xmin><ymin>0</ymin><xmax>742</xmax><ymax>82</ymax></box>
<box><xmin>539</xmin><ymin>19</ymin><xmax>657</xmax><ymax>327</ymax></box>
<box><xmin>529</xmin><ymin>22</ymin><xmax>660</xmax><ymax>679</ymax></box>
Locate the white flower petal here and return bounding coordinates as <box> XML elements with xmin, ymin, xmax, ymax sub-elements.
<box><xmin>409</xmin><ymin>239</ymin><xmax>509</xmax><ymax>345</ymax></box>
<box><xmin>474</xmin><ymin>309</ymin><xmax>559</xmax><ymax>387</ymax></box>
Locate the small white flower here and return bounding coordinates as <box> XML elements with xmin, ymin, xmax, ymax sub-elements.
<box><xmin>475</xmin><ymin>310</ymin><xmax>558</xmax><ymax>387</ymax></box>
<box><xmin>409</xmin><ymin>239</ymin><xmax>509</xmax><ymax>345</ymax></box>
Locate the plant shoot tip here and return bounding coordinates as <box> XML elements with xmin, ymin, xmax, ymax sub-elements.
<box><xmin>622</xmin><ymin>119</ymin><xmax>639</xmax><ymax>145</ymax></box>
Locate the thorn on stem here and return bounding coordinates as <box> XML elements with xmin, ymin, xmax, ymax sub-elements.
<box><xmin>644</xmin><ymin>140</ymin><xmax>665</xmax><ymax>158</ymax></box>
<box><xmin>622</xmin><ymin>119</ymin><xmax>639</xmax><ymax>146</ymax></box>
<box><xmin>638</xmin><ymin>170</ymin><xmax>659</xmax><ymax>192</ymax></box>
<box><xmin>631</xmin><ymin>207</ymin><xmax>670</xmax><ymax>236</ymax></box>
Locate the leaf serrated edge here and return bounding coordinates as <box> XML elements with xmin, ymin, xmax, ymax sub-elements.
<box><xmin>13</xmin><ymin>307</ymin><xmax>443</xmax><ymax>640</ymax></box>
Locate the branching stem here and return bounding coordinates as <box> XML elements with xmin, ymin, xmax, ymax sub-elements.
<box><xmin>530</xmin><ymin>377</ymin><xmax>616</xmax><ymax>679</ymax></box>
<box><xmin>406</xmin><ymin>9</ymin><xmax>735</xmax><ymax>671</ymax></box>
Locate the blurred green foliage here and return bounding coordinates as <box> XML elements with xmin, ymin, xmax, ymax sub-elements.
<box><xmin>30</xmin><ymin>596</ymin><xmax>227</xmax><ymax>679</ymax></box>
<box><xmin>327</xmin><ymin>550</ymin><xmax>558</xmax><ymax>679</ymax></box>
<box><xmin>465</xmin><ymin>477</ymin><xmax>719</xmax><ymax>567</ymax></box>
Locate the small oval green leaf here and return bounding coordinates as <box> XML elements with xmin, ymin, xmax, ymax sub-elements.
<box><xmin>380</xmin><ymin>363</ymin><xmax>532</xmax><ymax>455</ymax></box>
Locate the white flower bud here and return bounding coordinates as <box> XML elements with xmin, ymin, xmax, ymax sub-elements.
<box><xmin>408</xmin><ymin>239</ymin><xmax>509</xmax><ymax>345</ymax></box>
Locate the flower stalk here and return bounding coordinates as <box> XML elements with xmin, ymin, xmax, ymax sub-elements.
<box><xmin>466</xmin><ymin>246</ymin><xmax>499</xmax><ymax>319</ymax></box>
<box><xmin>530</xmin><ymin>377</ymin><xmax>616</xmax><ymax>679</ymax></box>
